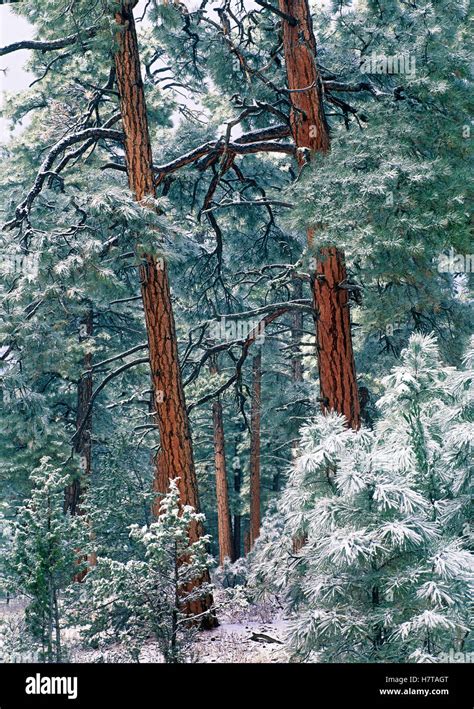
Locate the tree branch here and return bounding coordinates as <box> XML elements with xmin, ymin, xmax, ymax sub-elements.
<box><xmin>0</xmin><ymin>26</ymin><xmax>98</xmax><ymax>57</ymax></box>
<box><xmin>254</xmin><ymin>0</ymin><xmax>297</xmax><ymax>25</ymax></box>
<box><xmin>70</xmin><ymin>356</ymin><xmax>149</xmax><ymax>446</ymax></box>
<box><xmin>3</xmin><ymin>126</ymin><xmax>123</xmax><ymax>230</ymax></box>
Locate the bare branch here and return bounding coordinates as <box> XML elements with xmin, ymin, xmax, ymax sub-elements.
<box><xmin>3</xmin><ymin>126</ymin><xmax>123</xmax><ymax>230</ymax></box>
<box><xmin>71</xmin><ymin>356</ymin><xmax>149</xmax><ymax>446</ymax></box>
<box><xmin>254</xmin><ymin>0</ymin><xmax>297</xmax><ymax>26</ymax></box>
<box><xmin>86</xmin><ymin>343</ymin><xmax>148</xmax><ymax>372</ymax></box>
<box><xmin>0</xmin><ymin>26</ymin><xmax>98</xmax><ymax>57</ymax></box>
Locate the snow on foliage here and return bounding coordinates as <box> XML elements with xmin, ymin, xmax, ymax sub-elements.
<box><xmin>251</xmin><ymin>335</ymin><xmax>473</xmax><ymax>662</ymax></box>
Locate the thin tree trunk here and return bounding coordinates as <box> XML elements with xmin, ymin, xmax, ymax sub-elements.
<box><xmin>249</xmin><ymin>351</ymin><xmax>262</xmax><ymax>549</ymax></box>
<box><xmin>279</xmin><ymin>0</ymin><xmax>360</xmax><ymax>430</ymax></box>
<box><xmin>244</xmin><ymin>529</ymin><xmax>251</xmax><ymax>556</ymax></box>
<box><xmin>64</xmin><ymin>310</ymin><xmax>93</xmax><ymax>516</ymax></box>
<box><xmin>53</xmin><ymin>587</ymin><xmax>61</xmax><ymax>663</ymax></box>
<box><xmin>232</xmin><ymin>441</ymin><xmax>242</xmax><ymax>561</ymax></box>
<box><xmin>114</xmin><ymin>1</ymin><xmax>215</xmax><ymax>626</ymax></box>
<box><xmin>291</xmin><ymin>278</ymin><xmax>304</xmax><ymax>384</ymax></box>
<box><xmin>210</xmin><ymin>357</ymin><xmax>233</xmax><ymax>565</ymax></box>
<box><xmin>64</xmin><ymin>308</ymin><xmax>96</xmax><ymax>579</ymax></box>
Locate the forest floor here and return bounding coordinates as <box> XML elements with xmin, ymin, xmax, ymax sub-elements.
<box><xmin>191</xmin><ymin>619</ymin><xmax>289</xmax><ymax>663</ymax></box>
<box><xmin>1</xmin><ymin>593</ymin><xmax>290</xmax><ymax>664</ymax></box>
<box><xmin>190</xmin><ymin>596</ymin><xmax>290</xmax><ymax>664</ymax></box>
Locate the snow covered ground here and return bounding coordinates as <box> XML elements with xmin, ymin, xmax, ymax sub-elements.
<box><xmin>1</xmin><ymin>594</ymin><xmax>290</xmax><ymax>664</ymax></box>
<box><xmin>192</xmin><ymin>618</ymin><xmax>289</xmax><ymax>663</ymax></box>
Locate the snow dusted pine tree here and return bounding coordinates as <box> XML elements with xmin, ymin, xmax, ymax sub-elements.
<box><xmin>251</xmin><ymin>334</ymin><xmax>473</xmax><ymax>662</ymax></box>
<box><xmin>286</xmin><ymin>0</ymin><xmax>472</xmax><ymax>365</ymax></box>
<box><xmin>80</xmin><ymin>480</ymin><xmax>214</xmax><ymax>663</ymax></box>
<box><xmin>6</xmin><ymin>458</ymin><xmax>84</xmax><ymax>662</ymax></box>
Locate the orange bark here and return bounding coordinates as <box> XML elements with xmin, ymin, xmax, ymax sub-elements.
<box><xmin>114</xmin><ymin>1</ymin><xmax>216</xmax><ymax>626</ymax></box>
<box><xmin>279</xmin><ymin>0</ymin><xmax>360</xmax><ymax>429</ymax></box>
<box><xmin>249</xmin><ymin>351</ymin><xmax>262</xmax><ymax>548</ymax></box>
<box><xmin>210</xmin><ymin>358</ymin><xmax>234</xmax><ymax>565</ymax></box>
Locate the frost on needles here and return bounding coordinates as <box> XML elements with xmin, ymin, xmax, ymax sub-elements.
<box><xmin>251</xmin><ymin>334</ymin><xmax>473</xmax><ymax>663</ymax></box>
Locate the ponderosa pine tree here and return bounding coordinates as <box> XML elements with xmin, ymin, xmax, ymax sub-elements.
<box><xmin>80</xmin><ymin>479</ymin><xmax>214</xmax><ymax>663</ymax></box>
<box><xmin>278</xmin><ymin>0</ymin><xmax>360</xmax><ymax>430</ymax></box>
<box><xmin>113</xmin><ymin>0</ymin><xmax>216</xmax><ymax>626</ymax></box>
<box><xmin>209</xmin><ymin>356</ymin><xmax>233</xmax><ymax>565</ymax></box>
<box><xmin>251</xmin><ymin>334</ymin><xmax>473</xmax><ymax>662</ymax></box>
<box><xmin>286</xmin><ymin>0</ymin><xmax>472</xmax><ymax>367</ymax></box>
<box><xmin>113</xmin><ymin>1</ymin><xmax>196</xmax><ymax>514</ymax></box>
<box><xmin>7</xmin><ymin>457</ymin><xmax>84</xmax><ymax>662</ymax></box>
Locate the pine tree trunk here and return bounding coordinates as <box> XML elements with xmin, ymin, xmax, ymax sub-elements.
<box><xmin>313</xmin><ymin>246</ymin><xmax>360</xmax><ymax>426</ymax></box>
<box><xmin>64</xmin><ymin>309</ymin><xmax>93</xmax><ymax>516</ymax></box>
<box><xmin>291</xmin><ymin>279</ymin><xmax>304</xmax><ymax>384</ymax></box>
<box><xmin>64</xmin><ymin>309</ymin><xmax>96</xmax><ymax>579</ymax></box>
<box><xmin>279</xmin><ymin>0</ymin><xmax>360</xmax><ymax>429</ymax></box>
<box><xmin>114</xmin><ymin>1</ymin><xmax>216</xmax><ymax>627</ymax></box>
<box><xmin>232</xmin><ymin>440</ymin><xmax>242</xmax><ymax>561</ymax></box>
<box><xmin>244</xmin><ymin>529</ymin><xmax>251</xmax><ymax>556</ymax></box>
<box><xmin>210</xmin><ymin>358</ymin><xmax>233</xmax><ymax>565</ymax></box>
<box><xmin>249</xmin><ymin>351</ymin><xmax>262</xmax><ymax>548</ymax></box>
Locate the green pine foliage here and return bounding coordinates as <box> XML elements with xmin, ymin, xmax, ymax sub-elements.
<box><xmin>4</xmin><ymin>457</ymin><xmax>85</xmax><ymax>662</ymax></box>
<box><xmin>251</xmin><ymin>334</ymin><xmax>473</xmax><ymax>662</ymax></box>
<box><xmin>287</xmin><ymin>0</ymin><xmax>472</xmax><ymax>363</ymax></box>
<box><xmin>0</xmin><ymin>0</ymin><xmax>471</xmax><ymax>664</ymax></box>
<box><xmin>77</xmin><ymin>480</ymin><xmax>214</xmax><ymax>663</ymax></box>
